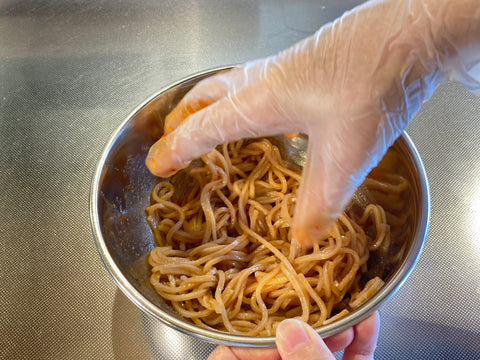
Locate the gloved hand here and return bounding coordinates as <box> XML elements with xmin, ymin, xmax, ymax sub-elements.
<box><xmin>146</xmin><ymin>0</ymin><xmax>480</xmax><ymax>247</ymax></box>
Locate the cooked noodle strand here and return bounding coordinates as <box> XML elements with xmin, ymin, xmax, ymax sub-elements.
<box><xmin>146</xmin><ymin>138</ymin><xmax>409</xmax><ymax>335</ymax></box>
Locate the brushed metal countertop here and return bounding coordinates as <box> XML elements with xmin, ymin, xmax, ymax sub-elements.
<box><xmin>1</xmin><ymin>1</ymin><xmax>479</xmax><ymax>359</ymax></box>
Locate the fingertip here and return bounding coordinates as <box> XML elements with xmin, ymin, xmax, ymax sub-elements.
<box><xmin>291</xmin><ymin>225</ymin><xmax>315</xmax><ymax>249</ymax></box>
<box><xmin>145</xmin><ymin>135</ymin><xmax>190</xmax><ymax>177</ymax></box>
<box><xmin>291</xmin><ymin>218</ymin><xmax>333</xmax><ymax>249</ymax></box>
<box><xmin>145</xmin><ymin>138</ymin><xmax>166</xmax><ymax>176</ymax></box>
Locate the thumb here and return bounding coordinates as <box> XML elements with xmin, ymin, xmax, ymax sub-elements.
<box><xmin>276</xmin><ymin>319</ymin><xmax>334</xmax><ymax>360</ymax></box>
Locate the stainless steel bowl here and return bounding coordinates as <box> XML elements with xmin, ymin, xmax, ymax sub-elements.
<box><xmin>90</xmin><ymin>66</ymin><xmax>430</xmax><ymax>347</ymax></box>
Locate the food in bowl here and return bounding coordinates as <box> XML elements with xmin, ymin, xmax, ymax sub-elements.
<box><xmin>145</xmin><ymin>136</ymin><xmax>414</xmax><ymax>336</ymax></box>
<box><xmin>90</xmin><ymin>66</ymin><xmax>429</xmax><ymax>346</ymax></box>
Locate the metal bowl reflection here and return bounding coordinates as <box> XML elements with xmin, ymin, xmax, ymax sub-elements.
<box><xmin>90</xmin><ymin>66</ymin><xmax>430</xmax><ymax>347</ymax></box>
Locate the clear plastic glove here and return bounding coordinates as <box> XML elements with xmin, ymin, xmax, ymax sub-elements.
<box><xmin>207</xmin><ymin>312</ymin><xmax>380</xmax><ymax>360</ymax></box>
<box><xmin>146</xmin><ymin>0</ymin><xmax>480</xmax><ymax>247</ymax></box>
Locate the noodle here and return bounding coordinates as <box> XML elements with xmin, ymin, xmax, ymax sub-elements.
<box><xmin>146</xmin><ymin>138</ymin><xmax>410</xmax><ymax>336</ymax></box>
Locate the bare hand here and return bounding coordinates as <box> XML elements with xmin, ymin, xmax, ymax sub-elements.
<box><xmin>207</xmin><ymin>312</ymin><xmax>380</xmax><ymax>360</ymax></box>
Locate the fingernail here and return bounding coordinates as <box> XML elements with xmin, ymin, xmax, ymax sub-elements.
<box><xmin>276</xmin><ymin>319</ymin><xmax>311</xmax><ymax>354</ymax></box>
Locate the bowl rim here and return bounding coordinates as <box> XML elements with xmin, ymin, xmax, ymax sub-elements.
<box><xmin>89</xmin><ymin>66</ymin><xmax>431</xmax><ymax>347</ymax></box>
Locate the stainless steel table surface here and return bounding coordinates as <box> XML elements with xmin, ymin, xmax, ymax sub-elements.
<box><xmin>1</xmin><ymin>1</ymin><xmax>479</xmax><ymax>359</ymax></box>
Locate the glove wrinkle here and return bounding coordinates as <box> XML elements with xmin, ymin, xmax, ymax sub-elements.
<box><xmin>146</xmin><ymin>0</ymin><xmax>480</xmax><ymax>247</ymax></box>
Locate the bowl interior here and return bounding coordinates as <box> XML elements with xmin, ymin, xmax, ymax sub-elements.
<box><xmin>91</xmin><ymin>68</ymin><xmax>429</xmax><ymax>346</ymax></box>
